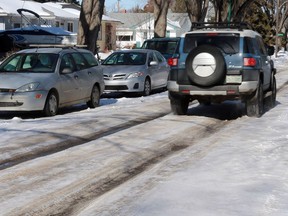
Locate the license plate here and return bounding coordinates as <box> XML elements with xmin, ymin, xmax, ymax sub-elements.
<box><xmin>226</xmin><ymin>75</ymin><xmax>242</xmax><ymax>84</ymax></box>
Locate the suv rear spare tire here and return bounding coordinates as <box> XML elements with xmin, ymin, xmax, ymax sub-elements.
<box><xmin>185</xmin><ymin>45</ymin><xmax>225</xmax><ymax>87</ymax></box>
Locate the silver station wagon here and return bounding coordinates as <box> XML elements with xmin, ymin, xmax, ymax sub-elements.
<box><xmin>101</xmin><ymin>49</ymin><xmax>170</xmax><ymax>96</ymax></box>
<box><xmin>0</xmin><ymin>47</ymin><xmax>105</xmax><ymax>116</ymax></box>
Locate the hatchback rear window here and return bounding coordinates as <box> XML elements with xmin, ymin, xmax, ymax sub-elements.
<box><xmin>184</xmin><ymin>33</ymin><xmax>240</xmax><ymax>54</ymax></box>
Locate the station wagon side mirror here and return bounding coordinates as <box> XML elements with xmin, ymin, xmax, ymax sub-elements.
<box><xmin>267</xmin><ymin>46</ymin><xmax>275</xmax><ymax>56</ymax></box>
<box><xmin>149</xmin><ymin>61</ymin><xmax>158</xmax><ymax>66</ymax></box>
<box><xmin>61</xmin><ymin>67</ymin><xmax>73</xmax><ymax>74</ymax></box>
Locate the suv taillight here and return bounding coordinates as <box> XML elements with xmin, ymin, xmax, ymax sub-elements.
<box><xmin>168</xmin><ymin>57</ymin><xmax>178</xmax><ymax>66</ymax></box>
<box><xmin>244</xmin><ymin>57</ymin><xmax>256</xmax><ymax>67</ymax></box>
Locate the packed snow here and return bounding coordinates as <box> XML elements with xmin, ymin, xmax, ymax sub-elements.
<box><xmin>78</xmin><ymin>50</ymin><xmax>288</xmax><ymax>216</ymax></box>
<box><xmin>0</xmin><ymin>50</ymin><xmax>288</xmax><ymax>215</ymax></box>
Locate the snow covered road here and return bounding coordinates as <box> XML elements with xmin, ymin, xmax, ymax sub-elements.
<box><xmin>0</xmin><ymin>56</ymin><xmax>288</xmax><ymax>215</ymax></box>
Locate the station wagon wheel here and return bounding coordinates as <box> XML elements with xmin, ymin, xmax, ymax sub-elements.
<box><xmin>246</xmin><ymin>81</ymin><xmax>264</xmax><ymax>117</ymax></box>
<box><xmin>43</xmin><ymin>91</ymin><xmax>58</xmax><ymax>117</ymax></box>
<box><xmin>142</xmin><ymin>78</ymin><xmax>151</xmax><ymax>96</ymax></box>
<box><xmin>87</xmin><ymin>85</ymin><xmax>100</xmax><ymax>108</ymax></box>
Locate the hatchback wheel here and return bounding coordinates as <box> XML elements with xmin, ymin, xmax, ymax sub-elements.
<box><xmin>43</xmin><ymin>92</ymin><xmax>58</xmax><ymax>116</ymax></box>
<box><xmin>87</xmin><ymin>85</ymin><xmax>100</xmax><ymax>108</ymax></box>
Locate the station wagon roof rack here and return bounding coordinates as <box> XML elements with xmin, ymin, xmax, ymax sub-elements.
<box><xmin>190</xmin><ymin>22</ymin><xmax>253</xmax><ymax>31</ymax></box>
<box><xmin>28</xmin><ymin>44</ymin><xmax>87</xmax><ymax>49</ymax></box>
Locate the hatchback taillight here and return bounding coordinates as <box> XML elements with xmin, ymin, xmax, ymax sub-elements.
<box><xmin>168</xmin><ymin>58</ymin><xmax>178</xmax><ymax>66</ymax></box>
<box><xmin>244</xmin><ymin>57</ymin><xmax>256</xmax><ymax>67</ymax></box>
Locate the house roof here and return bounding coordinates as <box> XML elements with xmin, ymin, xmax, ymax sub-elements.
<box><xmin>108</xmin><ymin>12</ymin><xmax>181</xmax><ymax>30</ymax></box>
<box><xmin>0</xmin><ymin>0</ymin><xmax>121</xmax><ymax>23</ymax></box>
<box><xmin>0</xmin><ymin>0</ymin><xmax>51</xmax><ymax>17</ymax></box>
<box><xmin>167</xmin><ymin>12</ymin><xmax>191</xmax><ymax>35</ymax></box>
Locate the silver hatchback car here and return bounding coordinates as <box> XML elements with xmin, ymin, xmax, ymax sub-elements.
<box><xmin>101</xmin><ymin>49</ymin><xmax>170</xmax><ymax>96</ymax></box>
<box><xmin>0</xmin><ymin>47</ymin><xmax>105</xmax><ymax>116</ymax></box>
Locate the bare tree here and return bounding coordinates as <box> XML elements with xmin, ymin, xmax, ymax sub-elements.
<box><xmin>153</xmin><ymin>0</ymin><xmax>171</xmax><ymax>37</ymax></box>
<box><xmin>211</xmin><ymin>0</ymin><xmax>258</xmax><ymax>22</ymax></box>
<box><xmin>78</xmin><ymin>0</ymin><xmax>105</xmax><ymax>54</ymax></box>
<box><xmin>185</xmin><ymin>0</ymin><xmax>209</xmax><ymax>23</ymax></box>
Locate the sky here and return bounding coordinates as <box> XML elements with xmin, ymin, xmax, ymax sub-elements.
<box><xmin>79</xmin><ymin>0</ymin><xmax>147</xmax><ymax>12</ymax></box>
<box><xmin>105</xmin><ymin>0</ymin><xmax>147</xmax><ymax>11</ymax></box>
<box><xmin>0</xmin><ymin>51</ymin><xmax>288</xmax><ymax>215</ymax></box>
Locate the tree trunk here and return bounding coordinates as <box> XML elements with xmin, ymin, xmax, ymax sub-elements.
<box><xmin>185</xmin><ymin>0</ymin><xmax>209</xmax><ymax>24</ymax></box>
<box><xmin>77</xmin><ymin>0</ymin><xmax>105</xmax><ymax>54</ymax></box>
<box><xmin>153</xmin><ymin>0</ymin><xmax>170</xmax><ymax>38</ymax></box>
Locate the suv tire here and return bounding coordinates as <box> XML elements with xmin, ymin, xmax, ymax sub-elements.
<box><xmin>169</xmin><ymin>92</ymin><xmax>189</xmax><ymax>115</ymax></box>
<box><xmin>185</xmin><ymin>45</ymin><xmax>226</xmax><ymax>87</ymax></box>
<box><xmin>246</xmin><ymin>81</ymin><xmax>264</xmax><ymax>117</ymax></box>
<box><xmin>265</xmin><ymin>76</ymin><xmax>277</xmax><ymax>109</ymax></box>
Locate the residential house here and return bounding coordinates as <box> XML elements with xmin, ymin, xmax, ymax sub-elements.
<box><xmin>0</xmin><ymin>0</ymin><xmax>121</xmax><ymax>52</ymax></box>
<box><xmin>109</xmin><ymin>12</ymin><xmax>187</xmax><ymax>49</ymax></box>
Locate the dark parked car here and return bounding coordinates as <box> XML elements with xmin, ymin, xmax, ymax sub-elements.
<box><xmin>141</xmin><ymin>37</ymin><xmax>180</xmax><ymax>60</ymax></box>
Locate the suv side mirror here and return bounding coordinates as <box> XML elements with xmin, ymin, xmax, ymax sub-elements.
<box><xmin>267</xmin><ymin>46</ymin><xmax>275</xmax><ymax>56</ymax></box>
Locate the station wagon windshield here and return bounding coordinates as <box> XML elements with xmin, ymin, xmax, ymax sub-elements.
<box><xmin>0</xmin><ymin>53</ymin><xmax>58</xmax><ymax>73</ymax></box>
<box><xmin>102</xmin><ymin>53</ymin><xmax>146</xmax><ymax>65</ymax></box>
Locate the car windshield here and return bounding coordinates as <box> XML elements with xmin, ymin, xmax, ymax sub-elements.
<box><xmin>0</xmin><ymin>53</ymin><xmax>58</xmax><ymax>73</ymax></box>
<box><xmin>184</xmin><ymin>33</ymin><xmax>240</xmax><ymax>54</ymax></box>
<box><xmin>102</xmin><ymin>52</ymin><xmax>146</xmax><ymax>65</ymax></box>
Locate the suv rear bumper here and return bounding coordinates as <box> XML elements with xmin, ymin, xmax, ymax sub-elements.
<box><xmin>167</xmin><ymin>80</ymin><xmax>258</xmax><ymax>95</ymax></box>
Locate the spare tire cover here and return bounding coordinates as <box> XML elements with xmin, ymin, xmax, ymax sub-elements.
<box><xmin>185</xmin><ymin>45</ymin><xmax>225</xmax><ymax>87</ymax></box>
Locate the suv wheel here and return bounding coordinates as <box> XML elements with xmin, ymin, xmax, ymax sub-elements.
<box><xmin>169</xmin><ymin>92</ymin><xmax>189</xmax><ymax>115</ymax></box>
<box><xmin>246</xmin><ymin>81</ymin><xmax>264</xmax><ymax>117</ymax></box>
<box><xmin>265</xmin><ymin>76</ymin><xmax>276</xmax><ymax>109</ymax></box>
<box><xmin>185</xmin><ymin>45</ymin><xmax>225</xmax><ymax>87</ymax></box>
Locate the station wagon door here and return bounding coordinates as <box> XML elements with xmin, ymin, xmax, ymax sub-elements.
<box><xmin>59</xmin><ymin>54</ymin><xmax>82</xmax><ymax>105</ymax></box>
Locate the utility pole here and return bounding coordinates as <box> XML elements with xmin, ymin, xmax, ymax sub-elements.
<box><xmin>117</xmin><ymin>0</ymin><xmax>121</xmax><ymax>12</ymax></box>
<box><xmin>228</xmin><ymin>0</ymin><xmax>232</xmax><ymax>23</ymax></box>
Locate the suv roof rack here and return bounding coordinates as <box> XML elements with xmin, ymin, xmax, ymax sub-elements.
<box><xmin>190</xmin><ymin>22</ymin><xmax>253</xmax><ymax>31</ymax></box>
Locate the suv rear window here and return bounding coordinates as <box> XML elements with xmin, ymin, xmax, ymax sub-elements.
<box><xmin>184</xmin><ymin>33</ymin><xmax>240</xmax><ymax>54</ymax></box>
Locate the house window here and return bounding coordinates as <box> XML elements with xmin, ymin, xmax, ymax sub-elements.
<box><xmin>55</xmin><ymin>21</ymin><xmax>60</xmax><ymax>27</ymax></box>
<box><xmin>144</xmin><ymin>32</ymin><xmax>147</xmax><ymax>40</ymax></box>
<box><xmin>98</xmin><ymin>25</ymin><xmax>102</xmax><ymax>40</ymax></box>
<box><xmin>14</xmin><ymin>23</ymin><xmax>21</xmax><ymax>28</ymax></box>
<box><xmin>166</xmin><ymin>31</ymin><xmax>170</xmax><ymax>37</ymax></box>
<box><xmin>118</xmin><ymin>35</ymin><xmax>132</xmax><ymax>41</ymax></box>
<box><xmin>68</xmin><ymin>22</ymin><xmax>73</xmax><ymax>32</ymax></box>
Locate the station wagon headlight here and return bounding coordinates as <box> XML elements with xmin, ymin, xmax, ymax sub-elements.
<box><xmin>127</xmin><ymin>72</ymin><xmax>144</xmax><ymax>79</ymax></box>
<box><xmin>16</xmin><ymin>82</ymin><xmax>40</xmax><ymax>92</ymax></box>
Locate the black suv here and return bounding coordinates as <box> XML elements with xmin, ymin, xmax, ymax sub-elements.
<box><xmin>167</xmin><ymin>22</ymin><xmax>276</xmax><ymax>117</ymax></box>
<box><xmin>141</xmin><ymin>37</ymin><xmax>180</xmax><ymax>60</ymax></box>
